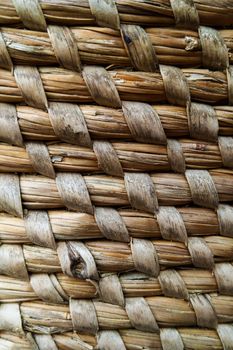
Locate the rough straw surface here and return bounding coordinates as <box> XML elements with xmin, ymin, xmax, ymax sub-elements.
<box><xmin>0</xmin><ymin>0</ymin><xmax>233</xmax><ymax>349</ymax></box>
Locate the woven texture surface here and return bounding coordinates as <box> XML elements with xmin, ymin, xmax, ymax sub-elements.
<box><xmin>0</xmin><ymin>0</ymin><xmax>233</xmax><ymax>349</ymax></box>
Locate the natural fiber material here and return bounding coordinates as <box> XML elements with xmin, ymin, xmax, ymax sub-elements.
<box><xmin>0</xmin><ymin>169</ymin><xmax>231</xmax><ymax>216</ymax></box>
<box><xmin>0</xmin><ymin>67</ymin><xmax>231</xmax><ymax>107</ymax></box>
<box><xmin>2</xmin><ymin>104</ymin><xmax>232</xmax><ymax>144</ymax></box>
<box><xmin>1</xmin><ymin>263</ymin><xmax>233</xmax><ymax>303</ymax></box>
<box><xmin>0</xmin><ymin>295</ymin><xmax>232</xmax><ymax>333</ymax></box>
<box><xmin>0</xmin><ymin>206</ymin><xmax>231</xmax><ymax>243</ymax></box>
<box><xmin>0</xmin><ymin>27</ymin><xmax>233</xmax><ymax>70</ymax></box>
<box><xmin>0</xmin><ymin>235</ymin><xmax>232</xmax><ymax>279</ymax></box>
<box><xmin>0</xmin><ymin>139</ymin><xmax>232</xmax><ymax>176</ymax></box>
<box><xmin>0</xmin><ymin>327</ymin><xmax>233</xmax><ymax>350</ymax></box>
<box><xmin>0</xmin><ymin>0</ymin><xmax>233</xmax><ymax>348</ymax></box>
<box><xmin>0</xmin><ymin>263</ymin><xmax>233</xmax><ymax>306</ymax></box>
<box><xmin>1</xmin><ymin>0</ymin><xmax>233</xmax><ymax>27</ymax></box>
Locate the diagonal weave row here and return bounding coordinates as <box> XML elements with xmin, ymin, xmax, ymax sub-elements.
<box><xmin>1</xmin><ymin>0</ymin><xmax>233</xmax><ymax>28</ymax></box>
<box><xmin>1</xmin><ymin>169</ymin><xmax>233</xmax><ymax>217</ymax></box>
<box><xmin>1</xmin><ymin>104</ymin><xmax>233</xmax><ymax>144</ymax></box>
<box><xmin>1</xmin><ymin>235</ymin><xmax>232</xmax><ymax>280</ymax></box>
<box><xmin>0</xmin><ymin>139</ymin><xmax>232</xmax><ymax>177</ymax></box>
<box><xmin>0</xmin><ymin>26</ymin><xmax>233</xmax><ymax>71</ymax></box>
<box><xmin>1</xmin><ymin>263</ymin><xmax>233</xmax><ymax>303</ymax></box>
<box><xmin>0</xmin><ymin>327</ymin><xmax>233</xmax><ymax>350</ymax></box>
<box><xmin>0</xmin><ymin>206</ymin><xmax>232</xmax><ymax>242</ymax></box>
<box><xmin>1</xmin><ymin>295</ymin><xmax>233</xmax><ymax>334</ymax></box>
<box><xmin>0</xmin><ymin>66</ymin><xmax>233</xmax><ymax>108</ymax></box>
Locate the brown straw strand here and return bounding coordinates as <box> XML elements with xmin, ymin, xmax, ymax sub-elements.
<box><xmin>0</xmin><ymin>26</ymin><xmax>233</xmax><ymax>70</ymax></box>
<box><xmin>0</xmin><ymin>205</ymin><xmax>232</xmax><ymax>243</ymax></box>
<box><xmin>0</xmin><ymin>235</ymin><xmax>232</xmax><ymax>279</ymax></box>
<box><xmin>1</xmin><ymin>0</ymin><xmax>233</xmax><ymax>27</ymax></box>
<box><xmin>0</xmin><ymin>328</ymin><xmax>232</xmax><ymax>350</ymax></box>
<box><xmin>0</xmin><ymin>169</ymin><xmax>230</xmax><ymax>216</ymax></box>
<box><xmin>0</xmin><ymin>262</ymin><xmax>233</xmax><ymax>304</ymax></box>
<box><xmin>1</xmin><ymin>294</ymin><xmax>232</xmax><ymax>334</ymax></box>
<box><xmin>0</xmin><ymin>67</ymin><xmax>228</xmax><ymax>109</ymax></box>
<box><xmin>2</xmin><ymin>103</ymin><xmax>233</xmax><ymax>145</ymax></box>
<box><xmin>1</xmin><ymin>139</ymin><xmax>233</xmax><ymax>178</ymax></box>
<box><xmin>0</xmin><ymin>67</ymin><xmax>231</xmax><ymax>107</ymax></box>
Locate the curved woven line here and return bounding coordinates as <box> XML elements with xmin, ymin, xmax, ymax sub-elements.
<box><xmin>2</xmin><ymin>103</ymin><xmax>233</xmax><ymax>146</ymax></box>
<box><xmin>2</xmin><ymin>328</ymin><xmax>232</xmax><ymax>350</ymax></box>
<box><xmin>0</xmin><ymin>67</ymin><xmax>231</xmax><ymax>108</ymax></box>
<box><xmin>0</xmin><ymin>294</ymin><xmax>230</xmax><ymax>334</ymax></box>
<box><xmin>2</xmin><ymin>0</ymin><xmax>233</xmax><ymax>27</ymax></box>
<box><xmin>0</xmin><ymin>170</ymin><xmax>230</xmax><ymax>217</ymax></box>
<box><xmin>0</xmin><ymin>263</ymin><xmax>232</xmax><ymax>304</ymax></box>
<box><xmin>0</xmin><ymin>26</ymin><xmax>231</xmax><ymax>71</ymax></box>
<box><xmin>1</xmin><ymin>236</ymin><xmax>231</xmax><ymax>281</ymax></box>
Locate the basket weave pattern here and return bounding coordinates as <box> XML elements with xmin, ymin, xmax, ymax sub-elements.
<box><xmin>0</xmin><ymin>0</ymin><xmax>233</xmax><ymax>349</ymax></box>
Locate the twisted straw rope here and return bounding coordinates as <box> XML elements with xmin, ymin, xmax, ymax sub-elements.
<box><xmin>1</xmin><ymin>169</ymin><xmax>233</xmax><ymax>218</ymax></box>
<box><xmin>0</xmin><ymin>205</ymin><xmax>232</xmax><ymax>243</ymax></box>
<box><xmin>1</xmin><ymin>0</ymin><xmax>233</xmax><ymax>28</ymax></box>
<box><xmin>0</xmin><ymin>26</ymin><xmax>233</xmax><ymax>70</ymax></box>
<box><xmin>3</xmin><ymin>104</ymin><xmax>233</xmax><ymax>143</ymax></box>
<box><xmin>1</xmin><ymin>235</ymin><xmax>232</xmax><ymax>281</ymax></box>
<box><xmin>0</xmin><ymin>66</ymin><xmax>232</xmax><ymax>107</ymax></box>
<box><xmin>1</xmin><ymin>295</ymin><xmax>233</xmax><ymax>335</ymax></box>
<box><xmin>1</xmin><ymin>327</ymin><xmax>233</xmax><ymax>350</ymax></box>
<box><xmin>0</xmin><ymin>139</ymin><xmax>232</xmax><ymax>177</ymax></box>
<box><xmin>1</xmin><ymin>263</ymin><xmax>233</xmax><ymax>303</ymax></box>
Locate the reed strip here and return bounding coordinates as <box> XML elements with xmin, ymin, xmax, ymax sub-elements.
<box><xmin>0</xmin><ymin>328</ymin><xmax>228</xmax><ymax>350</ymax></box>
<box><xmin>0</xmin><ymin>266</ymin><xmax>228</xmax><ymax>302</ymax></box>
<box><xmin>0</xmin><ymin>140</ymin><xmax>228</xmax><ymax>174</ymax></box>
<box><xmin>0</xmin><ymin>27</ymin><xmax>233</xmax><ymax>68</ymax></box>
<box><xmin>8</xmin><ymin>236</ymin><xmax>232</xmax><ymax>275</ymax></box>
<box><xmin>0</xmin><ymin>67</ymin><xmax>229</xmax><ymax>105</ymax></box>
<box><xmin>0</xmin><ymin>206</ymin><xmax>222</xmax><ymax>244</ymax></box>
<box><xmin>0</xmin><ymin>0</ymin><xmax>233</xmax><ymax>27</ymax></box>
<box><xmin>12</xmin><ymin>105</ymin><xmax>233</xmax><ymax>142</ymax></box>
<box><xmin>18</xmin><ymin>169</ymin><xmax>233</xmax><ymax>209</ymax></box>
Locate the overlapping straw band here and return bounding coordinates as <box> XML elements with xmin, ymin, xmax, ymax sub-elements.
<box><xmin>0</xmin><ymin>138</ymin><xmax>232</xmax><ymax>177</ymax></box>
<box><xmin>0</xmin><ymin>234</ymin><xmax>232</xmax><ymax>281</ymax></box>
<box><xmin>0</xmin><ymin>26</ymin><xmax>233</xmax><ymax>71</ymax></box>
<box><xmin>0</xmin><ymin>66</ymin><xmax>233</xmax><ymax>108</ymax></box>
<box><xmin>1</xmin><ymin>103</ymin><xmax>233</xmax><ymax>145</ymax></box>
<box><xmin>1</xmin><ymin>327</ymin><xmax>233</xmax><ymax>350</ymax></box>
<box><xmin>1</xmin><ymin>262</ymin><xmax>233</xmax><ymax>303</ymax></box>
<box><xmin>0</xmin><ymin>169</ymin><xmax>232</xmax><ymax>217</ymax></box>
<box><xmin>0</xmin><ymin>294</ymin><xmax>233</xmax><ymax>335</ymax></box>
<box><xmin>1</xmin><ymin>0</ymin><xmax>233</xmax><ymax>28</ymax></box>
<box><xmin>1</xmin><ymin>100</ymin><xmax>233</xmax><ymax>144</ymax></box>
<box><xmin>0</xmin><ymin>206</ymin><xmax>232</xmax><ymax>243</ymax></box>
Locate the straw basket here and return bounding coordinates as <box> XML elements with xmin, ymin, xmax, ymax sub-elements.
<box><xmin>0</xmin><ymin>0</ymin><xmax>233</xmax><ymax>349</ymax></box>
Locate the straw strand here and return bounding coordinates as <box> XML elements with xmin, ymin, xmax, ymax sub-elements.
<box><xmin>0</xmin><ymin>26</ymin><xmax>232</xmax><ymax>71</ymax></box>
<box><xmin>0</xmin><ymin>235</ymin><xmax>232</xmax><ymax>280</ymax></box>
<box><xmin>1</xmin><ymin>263</ymin><xmax>233</xmax><ymax>303</ymax></box>
<box><xmin>1</xmin><ymin>327</ymin><xmax>233</xmax><ymax>350</ymax></box>
<box><xmin>0</xmin><ymin>205</ymin><xmax>230</xmax><ymax>243</ymax></box>
<box><xmin>1</xmin><ymin>295</ymin><xmax>233</xmax><ymax>334</ymax></box>
<box><xmin>0</xmin><ymin>67</ymin><xmax>231</xmax><ymax>107</ymax></box>
<box><xmin>1</xmin><ymin>104</ymin><xmax>232</xmax><ymax>145</ymax></box>
<box><xmin>1</xmin><ymin>0</ymin><xmax>233</xmax><ymax>27</ymax></box>
<box><xmin>0</xmin><ymin>139</ymin><xmax>232</xmax><ymax>177</ymax></box>
<box><xmin>1</xmin><ymin>169</ymin><xmax>232</xmax><ymax>217</ymax></box>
